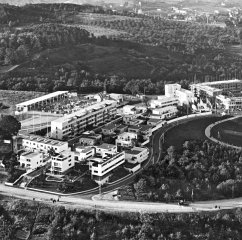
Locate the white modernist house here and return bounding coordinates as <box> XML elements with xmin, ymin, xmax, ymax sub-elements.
<box><xmin>116</xmin><ymin>132</ymin><xmax>138</xmax><ymax>148</ymax></box>
<box><xmin>150</xmin><ymin>96</ymin><xmax>179</xmax><ymax>109</ymax></box>
<box><xmin>15</xmin><ymin>91</ymin><xmax>68</xmax><ymax>114</ymax></box>
<box><xmin>51</xmin><ymin>100</ymin><xmax>117</xmax><ymax>140</ymax></box>
<box><xmin>50</xmin><ymin>150</ymin><xmax>75</xmax><ymax>175</ymax></box>
<box><xmin>125</xmin><ymin>147</ymin><xmax>149</xmax><ymax>164</ymax></box>
<box><xmin>74</xmin><ymin>146</ymin><xmax>95</xmax><ymax>162</ymax></box>
<box><xmin>122</xmin><ymin>105</ymin><xmax>137</xmax><ymax>115</ymax></box>
<box><xmin>95</xmin><ymin>143</ymin><xmax>117</xmax><ymax>157</ymax></box>
<box><xmin>19</xmin><ymin>152</ymin><xmax>48</xmax><ymax>171</ymax></box>
<box><xmin>152</xmin><ymin>106</ymin><xmax>178</xmax><ymax>120</ymax></box>
<box><xmin>22</xmin><ymin>135</ymin><xmax>69</xmax><ymax>154</ymax></box>
<box><xmin>90</xmin><ymin>151</ymin><xmax>125</xmax><ymax>185</ymax></box>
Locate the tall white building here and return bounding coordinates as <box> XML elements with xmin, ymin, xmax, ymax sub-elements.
<box><xmin>51</xmin><ymin>100</ymin><xmax>117</xmax><ymax>140</ymax></box>
<box><xmin>165</xmin><ymin>84</ymin><xmax>181</xmax><ymax>98</ymax></box>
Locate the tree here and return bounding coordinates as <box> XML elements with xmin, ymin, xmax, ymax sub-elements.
<box><xmin>0</xmin><ymin>115</ymin><xmax>21</xmax><ymax>137</ymax></box>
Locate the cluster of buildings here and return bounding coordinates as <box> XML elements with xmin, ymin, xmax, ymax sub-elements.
<box><xmin>14</xmin><ymin>79</ymin><xmax>242</xmax><ymax>186</ymax></box>
<box><xmin>191</xmin><ymin>79</ymin><xmax>242</xmax><ymax>112</ymax></box>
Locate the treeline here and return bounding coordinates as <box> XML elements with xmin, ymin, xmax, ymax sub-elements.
<box><xmin>119</xmin><ymin>140</ymin><xmax>242</xmax><ymax>202</ymax></box>
<box><xmin>1</xmin><ymin>199</ymin><xmax>242</xmax><ymax>239</ymax></box>
<box><xmin>0</xmin><ymin>23</ymin><xmax>90</xmax><ymax>65</ymax></box>
<box><xmin>0</xmin><ymin>3</ymin><xmax>104</xmax><ymax>25</ymax></box>
<box><xmin>90</xmin><ymin>17</ymin><xmax>240</xmax><ymax>54</ymax></box>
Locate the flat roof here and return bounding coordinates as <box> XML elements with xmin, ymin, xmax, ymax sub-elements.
<box><xmin>102</xmin><ymin>124</ymin><xmax>116</xmax><ymax>130</ymax></box>
<box><xmin>21</xmin><ymin>151</ymin><xmax>40</xmax><ymax>157</ymax></box>
<box><xmin>16</xmin><ymin>91</ymin><xmax>68</xmax><ymax>107</ymax></box>
<box><xmin>23</xmin><ymin>134</ymin><xmax>67</xmax><ymax>146</ymax></box>
<box><xmin>96</xmin><ymin>143</ymin><xmax>116</xmax><ymax>150</ymax></box>
<box><xmin>76</xmin><ymin>146</ymin><xmax>94</xmax><ymax>153</ymax></box>
<box><xmin>148</xmin><ymin>118</ymin><xmax>163</xmax><ymax>123</ymax></box>
<box><xmin>52</xmin><ymin>100</ymin><xmax>116</xmax><ymax>123</ymax></box>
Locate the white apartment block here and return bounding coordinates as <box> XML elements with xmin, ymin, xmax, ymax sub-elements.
<box><xmin>165</xmin><ymin>84</ymin><xmax>181</xmax><ymax>98</ymax></box>
<box><xmin>50</xmin><ymin>150</ymin><xmax>75</xmax><ymax>175</ymax></box>
<box><xmin>19</xmin><ymin>152</ymin><xmax>48</xmax><ymax>171</ymax></box>
<box><xmin>152</xmin><ymin>106</ymin><xmax>178</xmax><ymax>120</ymax></box>
<box><xmin>16</xmin><ymin>91</ymin><xmax>68</xmax><ymax>114</ymax></box>
<box><xmin>74</xmin><ymin>146</ymin><xmax>95</xmax><ymax>162</ymax></box>
<box><xmin>125</xmin><ymin>147</ymin><xmax>149</xmax><ymax>164</ymax></box>
<box><xmin>122</xmin><ymin>105</ymin><xmax>137</xmax><ymax>115</ymax></box>
<box><xmin>51</xmin><ymin>100</ymin><xmax>117</xmax><ymax>140</ymax></box>
<box><xmin>22</xmin><ymin>135</ymin><xmax>69</xmax><ymax>154</ymax></box>
<box><xmin>191</xmin><ymin>79</ymin><xmax>242</xmax><ymax>97</ymax></box>
<box><xmin>175</xmin><ymin>89</ymin><xmax>194</xmax><ymax>105</ymax></box>
<box><xmin>150</xmin><ymin>96</ymin><xmax>179</xmax><ymax>109</ymax></box>
<box><xmin>90</xmin><ymin>151</ymin><xmax>125</xmax><ymax>185</ymax></box>
<box><xmin>216</xmin><ymin>95</ymin><xmax>242</xmax><ymax>111</ymax></box>
<box><xmin>116</xmin><ymin>132</ymin><xmax>138</xmax><ymax>148</ymax></box>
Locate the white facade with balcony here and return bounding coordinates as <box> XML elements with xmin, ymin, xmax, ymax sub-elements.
<box><xmin>125</xmin><ymin>147</ymin><xmax>149</xmax><ymax>164</ymax></box>
<box><xmin>90</xmin><ymin>151</ymin><xmax>125</xmax><ymax>185</ymax></box>
<box><xmin>51</xmin><ymin>100</ymin><xmax>117</xmax><ymax>140</ymax></box>
<box><xmin>74</xmin><ymin>146</ymin><xmax>95</xmax><ymax>162</ymax></box>
<box><xmin>22</xmin><ymin>135</ymin><xmax>69</xmax><ymax>154</ymax></box>
<box><xmin>19</xmin><ymin>152</ymin><xmax>48</xmax><ymax>171</ymax></box>
<box><xmin>50</xmin><ymin>150</ymin><xmax>75</xmax><ymax>175</ymax></box>
<box><xmin>150</xmin><ymin>96</ymin><xmax>179</xmax><ymax>109</ymax></box>
<box><xmin>116</xmin><ymin>132</ymin><xmax>138</xmax><ymax>148</ymax></box>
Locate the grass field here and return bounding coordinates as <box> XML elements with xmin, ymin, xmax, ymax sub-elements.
<box><xmin>164</xmin><ymin>116</ymin><xmax>228</xmax><ymax>150</ymax></box>
<box><xmin>210</xmin><ymin>117</ymin><xmax>242</xmax><ymax>147</ymax></box>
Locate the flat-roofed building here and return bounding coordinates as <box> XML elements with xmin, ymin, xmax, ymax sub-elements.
<box><xmin>79</xmin><ymin>134</ymin><xmax>102</xmax><ymax>146</ymax></box>
<box><xmin>102</xmin><ymin>123</ymin><xmax>117</xmax><ymax>135</ymax></box>
<box><xmin>125</xmin><ymin>147</ymin><xmax>149</xmax><ymax>164</ymax></box>
<box><xmin>51</xmin><ymin>100</ymin><xmax>117</xmax><ymax>140</ymax></box>
<box><xmin>22</xmin><ymin>135</ymin><xmax>69</xmax><ymax>154</ymax></box>
<box><xmin>175</xmin><ymin>88</ymin><xmax>194</xmax><ymax>105</ymax></box>
<box><xmin>150</xmin><ymin>96</ymin><xmax>179</xmax><ymax>109</ymax></box>
<box><xmin>95</xmin><ymin>143</ymin><xmax>117</xmax><ymax>157</ymax></box>
<box><xmin>152</xmin><ymin>106</ymin><xmax>178</xmax><ymax>120</ymax></box>
<box><xmin>74</xmin><ymin>146</ymin><xmax>95</xmax><ymax>162</ymax></box>
<box><xmin>116</xmin><ymin>132</ymin><xmax>138</xmax><ymax>148</ymax></box>
<box><xmin>165</xmin><ymin>84</ymin><xmax>181</xmax><ymax>98</ymax></box>
<box><xmin>90</xmin><ymin>151</ymin><xmax>125</xmax><ymax>185</ymax></box>
<box><xmin>147</xmin><ymin>118</ymin><xmax>165</xmax><ymax>126</ymax></box>
<box><xmin>216</xmin><ymin>95</ymin><xmax>242</xmax><ymax>111</ymax></box>
<box><xmin>50</xmin><ymin>150</ymin><xmax>74</xmax><ymax>175</ymax></box>
<box><xmin>19</xmin><ymin>152</ymin><xmax>49</xmax><ymax>170</ymax></box>
<box><xmin>15</xmin><ymin>91</ymin><xmax>68</xmax><ymax>114</ymax></box>
<box><xmin>191</xmin><ymin>79</ymin><xmax>242</xmax><ymax>97</ymax></box>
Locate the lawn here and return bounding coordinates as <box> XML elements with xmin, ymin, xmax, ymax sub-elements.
<box><xmin>164</xmin><ymin>116</ymin><xmax>230</xmax><ymax>150</ymax></box>
<box><xmin>210</xmin><ymin>117</ymin><xmax>242</xmax><ymax>147</ymax></box>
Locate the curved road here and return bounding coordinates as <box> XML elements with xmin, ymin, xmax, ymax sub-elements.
<box><xmin>2</xmin><ymin>118</ymin><xmax>242</xmax><ymax>213</ymax></box>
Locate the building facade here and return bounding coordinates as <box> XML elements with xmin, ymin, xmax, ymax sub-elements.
<box><xmin>51</xmin><ymin>100</ymin><xmax>117</xmax><ymax>140</ymax></box>
<box><xmin>19</xmin><ymin>152</ymin><xmax>47</xmax><ymax>170</ymax></box>
<box><xmin>125</xmin><ymin>147</ymin><xmax>149</xmax><ymax>164</ymax></box>
<box><xmin>116</xmin><ymin>132</ymin><xmax>138</xmax><ymax>148</ymax></box>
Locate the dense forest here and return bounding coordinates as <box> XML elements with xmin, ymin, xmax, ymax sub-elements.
<box><xmin>1</xmin><ymin>199</ymin><xmax>242</xmax><ymax>239</ymax></box>
<box><xmin>0</xmin><ymin>3</ymin><xmax>242</xmax><ymax>93</ymax></box>
<box><xmin>119</xmin><ymin>140</ymin><xmax>242</xmax><ymax>202</ymax></box>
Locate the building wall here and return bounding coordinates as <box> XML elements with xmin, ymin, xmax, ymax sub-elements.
<box><xmin>165</xmin><ymin>84</ymin><xmax>181</xmax><ymax>98</ymax></box>
<box><xmin>19</xmin><ymin>152</ymin><xmax>45</xmax><ymax>170</ymax></box>
<box><xmin>91</xmin><ymin>152</ymin><xmax>125</xmax><ymax>177</ymax></box>
<box><xmin>74</xmin><ymin>148</ymin><xmax>95</xmax><ymax>162</ymax></box>
<box><xmin>50</xmin><ymin>151</ymin><xmax>74</xmax><ymax>174</ymax></box>
<box><xmin>51</xmin><ymin>101</ymin><xmax>117</xmax><ymax>140</ymax></box>
<box><xmin>125</xmin><ymin>148</ymin><xmax>149</xmax><ymax>164</ymax></box>
<box><xmin>22</xmin><ymin>138</ymin><xmax>69</xmax><ymax>154</ymax></box>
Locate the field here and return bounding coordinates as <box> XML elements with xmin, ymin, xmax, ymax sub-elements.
<box><xmin>210</xmin><ymin>117</ymin><xmax>242</xmax><ymax>147</ymax></box>
<box><xmin>0</xmin><ymin>90</ymin><xmax>45</xmax><ymax>115</ymax></box>
<box><xmin>164</xmin><ymin>116</ymin><xmax>229</xmax><ymax>150</ymax></box>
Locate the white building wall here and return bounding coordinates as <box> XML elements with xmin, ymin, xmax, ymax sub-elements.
<box><xmin>19</xmin><ymin>152</ymin><xmax>45</xmax><ymax>170</ymax></box>
<box><xmin>165</xmin><ymin>84</ymin><xmax>181</xmax><ymax>97</ymax></box>
<box><xmin>125</xmin><ymin>147</ymin><xmax>149</xmax><ymax>164</ymax></box>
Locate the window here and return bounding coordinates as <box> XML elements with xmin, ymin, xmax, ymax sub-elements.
<box><xmin>69</xmin><ymin>163</ymin><xmax>72</xmax><ymax>166</ymax></box>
